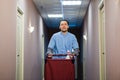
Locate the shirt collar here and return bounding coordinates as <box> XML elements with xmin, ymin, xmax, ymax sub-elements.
<box><xmin>60</xmin><ymin>31</ymin><xmax>68</xmax><ymax>36</ymax></box>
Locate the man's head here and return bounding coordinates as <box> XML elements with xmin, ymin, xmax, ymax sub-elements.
<box><xmin>59</xmin><ymin>20</ymin><xmax>69</xmax><ymax>33</ymax></box>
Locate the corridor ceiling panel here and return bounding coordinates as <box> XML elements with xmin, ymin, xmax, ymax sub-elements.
<box><xmin>33</xmin><ymin>0</ymin><xmax>90</xmax><ymax>28</ymax></box>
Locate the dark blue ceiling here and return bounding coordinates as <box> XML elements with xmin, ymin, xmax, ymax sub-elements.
<box><xmin>33</xmin><ymin>0</ymin><xmax>90</xmax><ymax>29</ymax></box>
<box><xmin>43</xmin><ymin>18</ymin><xmax>83</xmax><ymax>28</ymax></box>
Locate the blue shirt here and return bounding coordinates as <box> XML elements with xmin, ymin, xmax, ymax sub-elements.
<box><xmin>48</xmin><ymin>31</ymin><xmax>79</xmax><ymax>54</ymax></box>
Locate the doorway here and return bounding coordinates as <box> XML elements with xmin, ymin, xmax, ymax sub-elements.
<box><xmin>16</xmin><ymin>7</ymin><xmax>24</xmax><ymax>80</ymax></box>
<box><xmin>98</xmin><ymin>0</ymin><xmax>106</xmax><ymax>80</ymax></box>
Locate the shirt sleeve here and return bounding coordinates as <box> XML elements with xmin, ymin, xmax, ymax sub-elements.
<box><xmin>72</xmin><ymin>35</ymin><xmax>79</xmax><ymax>49</ymax></box>
<box><xmin>48</xmin><ymin>35</ymin><xmax>56</xmax><ymax>49</ymax></box>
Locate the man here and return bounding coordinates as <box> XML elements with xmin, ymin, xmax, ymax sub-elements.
<box><xmin>47</xmin><ymin>20</ymin><xmax>79</xmax><ymax>58</ymax></box>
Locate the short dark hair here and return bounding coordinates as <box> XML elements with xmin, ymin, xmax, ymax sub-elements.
<box><xmin>59</xmin><ymin>19</ymin><xmax>69</xmax><ymax>25</ymax></box>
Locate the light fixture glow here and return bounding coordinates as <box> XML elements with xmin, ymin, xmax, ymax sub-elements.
<box><xmin>48</xmin><ymin>14</ymin><xmax>63</xmax><ymax>18</ymax></box>
<box><xmin>62</xmin><ymin>1</ymin><xmax>82</xmax><ymax>5</ymax></box>
<box><xmin>83</xmin><ymin>35</ymin><xmax>87</xmax><ymax>40</ymax></box>
<box><xmin>28</xmin><ymin>24</ymin><xmax>35</xmax><ymax>33</ymax></box>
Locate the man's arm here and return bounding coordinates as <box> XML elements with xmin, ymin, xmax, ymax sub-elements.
<box><xmin>46</xmin><ymin>35</ymin><xmax>55</xmax><ymax>57</ymax></box>
<box><xmin>73</xmin><ymin>48</ymin><xmax>80</xmax><ymax>56</ymax></box>
<box><xmin>72</xmin><ymin>35</ymin><xmax>80</xmax><ymax>56</ymax></box>
<box><xmin>46</xmin><ymin>48</ymin><xmax>53</xmax><ymax>57</ymax></box>
<box><xmin>46</xmin><ymin>48</ymin><xmax>53</xmax><ymax>54</ymax></box>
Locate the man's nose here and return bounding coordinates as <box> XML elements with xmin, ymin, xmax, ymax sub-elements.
<box><xmin>63</xmin><ymin>24</ymin><xmax>66</xmax><ymax>27</ymax></box>
<box><xmin>63</xmin><ymin>26</ymin><xmax>66</xmax><ymax>28</ymax></box>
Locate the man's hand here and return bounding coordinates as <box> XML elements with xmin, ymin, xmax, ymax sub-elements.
<box><xmin>69</xmin><ymin>54</ymin><xmax>75</xmax><ymax>59</ymax></box>
<box><xmin>47</xmin><ymin>53</ymin><xmax>53</xmax><ymax>58</ymax></box>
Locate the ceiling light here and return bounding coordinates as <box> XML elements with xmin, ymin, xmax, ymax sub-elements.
<box><xmin>48</xmin><ymin>14</ymin><xmax>63</xmax><ymax>18</ymax></box>
<box><xmin>62</xmin><ymin>1</ymin><xmax>82</xmax><ymax>5</ymax></box>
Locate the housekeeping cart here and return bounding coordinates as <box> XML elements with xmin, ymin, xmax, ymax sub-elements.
<box><xmin>45</xmin><ymin>54</ymin><xmax>75</xmax><ymax>80</ymax></box>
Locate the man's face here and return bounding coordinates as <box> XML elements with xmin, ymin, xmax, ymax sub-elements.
<box><xmin>59</xmin><ymin>21</ymin><xmax>69</xmax><ymax>32</ymax></box>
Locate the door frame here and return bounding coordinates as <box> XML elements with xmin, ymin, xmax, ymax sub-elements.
<box><xmin>16</xmin><ymin>6</ymin><xmax>24</xmax><ymax>80</ymax></box>
<box><xmin>98</xmin><ymin>0</ymin><xmax>106</xmax><ymax>80</ymax></box>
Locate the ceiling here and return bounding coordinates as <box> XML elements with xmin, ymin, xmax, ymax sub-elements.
<box><xmin>33</xmin><ymin>0</ymin><xmax>90</xmax><ymax>28</ymax></box>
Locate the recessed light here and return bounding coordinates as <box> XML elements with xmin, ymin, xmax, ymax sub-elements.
<box><xmin>48</xmin><ymin>14</ymin><xmax>63</xmax><ymax>18</ymax></box>
<box><xmin>62</xmin><ymin>1</ymin><xmax>82</xmax><ymax>5</ymax></box>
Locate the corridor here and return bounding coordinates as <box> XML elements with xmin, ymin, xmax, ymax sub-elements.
<box><xmin>0</xmin><ymin>0</ymin><xmax>120</xmax><ymax>80</ymax></box>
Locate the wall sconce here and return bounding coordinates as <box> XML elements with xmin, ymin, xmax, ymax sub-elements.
<box><xmin>28</xmin><ymin>25</ymin><xmax>34</xmax><ymax>33</ymax></box>
<box><xmin>83</xmin><ymin>34</ymin><xmax>87</xmax><ymax>40</ymax></box>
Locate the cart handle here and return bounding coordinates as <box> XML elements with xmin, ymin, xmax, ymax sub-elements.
<box><xmin>52</xmin><ymin>54</ymin><xmax>67</xmax><ymax>56</ymax></box>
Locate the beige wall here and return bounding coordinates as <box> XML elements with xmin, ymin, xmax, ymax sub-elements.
<box><xmin>18</xmin><ymin>0</ymin><xmax>45</xmax><ymax>80</ymax></box>
<box><xmin>105</xmin><ymin>0</ymin><xmax>120</xmax><ymax>80</ymax></box>
<box><xmin>0</xmin><ymin>0</ymin><xmax>16</xmax><ymax>80</ymax></box>
<box><xmin>0</xmin><ymin>0</ymin><xmax>44</xmax><ymax>80</ymax></box>
<box><xmin>83</xmin><ymin>0</ymin><xmax>99</xmax><ymax>80</ymax></box>
<box><xmin>83</xmin><ymin>0</ymin><xmax>120</xmax><ymax>80</ymax></box>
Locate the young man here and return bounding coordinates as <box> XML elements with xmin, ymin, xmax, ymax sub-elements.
<box><xmin>47</xmin><ymin>20</ymin><xmax>79</xmax><ymax>58</ymax></box>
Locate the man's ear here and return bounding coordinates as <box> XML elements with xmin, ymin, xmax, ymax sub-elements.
<box><xmin>67</xmin><ymin>25</ymin><xmax>69</xmax><ymax>29</ymax></box>
<box><xmin>59</xmin><ymin>26</ymin><xmax>61</xmax><ymax>30</ymax></box>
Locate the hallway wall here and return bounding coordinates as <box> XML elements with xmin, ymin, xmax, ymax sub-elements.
<box><xmin>18</xmin><ymin>0</ymin><xmax>45</xmax><ymax>80</ymax></box>
<box><xmin>83</xmin><ymin>0</ymin><xmax>120</xmax><ymax>80</ymax></box>
<box><xmin>83</xmin><ymin>0</ymin><xmax>99</xmax><ymax>80</ymax></box>
<box><xmin>0</xmin><ymin>0</ymin><xmax>16</xmax><ymax>80</ymax></box>
<box><xmin>0</xmin><ymin>0</ymin><xmax>45</xmax><ymax>80</ymax></box>
<box><xmin>105</xmin><ymin>0</ymin><xmax>120</xmax><ymax>80</ymax></box>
